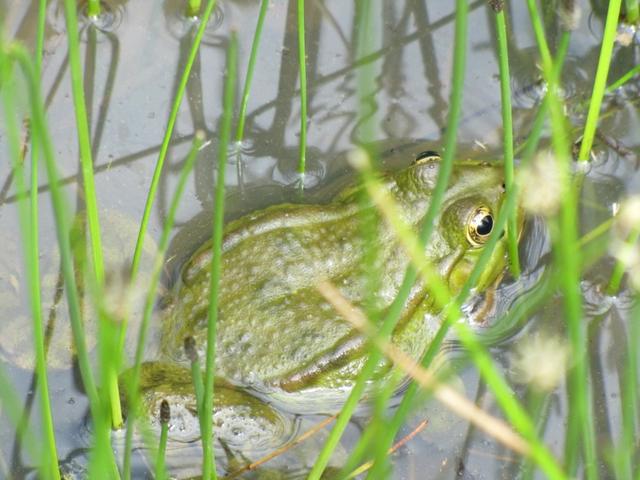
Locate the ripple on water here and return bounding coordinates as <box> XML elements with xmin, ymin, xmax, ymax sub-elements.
<box><xmin>48</xmin><ymin>0</ymin><xmax>126</xmax><ymax>39</ymax></box>
<box><xmin>272</xmin><ymin>152</ymin><xmax>328</xmax><ymax>190</ymax></box>
<box><xmin>162</xmin><ymin>0</ymin><xmax>225</xmax><ymax>42</ymax></box>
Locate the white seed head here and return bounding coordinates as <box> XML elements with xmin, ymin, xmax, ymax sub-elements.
<box><xmin>614</xmin><ymin>195</ymin><xmax>640</xmax><ymax>237</ymax></box>
<box><xmin>510</xmin><ymin>332</ymin><xmax>570</xmax><ymax>391</ymax></box>
<box><xmin>517</xmin><ymin>151</ymin><xmax>564</xmax><ymax>216</ymax></box>
<box><xmin>347</xmin><ymin>148</ymin><xmax>371</xmax><ymax>171</ymax></box>
<box><xmin>609</xmin><ymin>238</ymin><xmax>640</xmax><ymax>291</ymax></box>
<box><xmin>559</xmin><ymin>4</ymin><xmax>581</xmax><ymax>31</ymax></box>
<box><xmin>616</xmin><ymin>23</ymin><xmax>637</xmax><ymax>47</ymax></box>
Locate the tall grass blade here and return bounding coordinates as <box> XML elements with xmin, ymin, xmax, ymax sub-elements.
<box><xmin>525</xmin><ymin>1</ymin><xmax>597</xmax><ymax>477</ymax></box>
<box><xmin>306</xmin><ymin>1</ymin><xmax>385</xmax><ymax>476</ymax></box>
<box><xmin>129</xmin><ymin>0</ymin><xmax>217</xmax><ymax>279</ymax></box>
<box><xmin>125</xmin><ymin>0</ymin><xmax>217</xmax><ymax>376</ymax></box>
<box><xmin>122</xmin><ymin>134</ymin><xmax>204</xmax><ymax>479</ymax></box>
<box><xmin>516</xmin><ymin>31</ymin><xmax>570</xmax><ymax>161</ymax></box>
<box><xmin>235</xmin><ymin>0</ymin><xmax>269</xmax><ymax>143</ymax></box>
<box><xmin>186</xmin><ymin>0</ymin><xmax>202</xmax><ymax>18</ymax></box>
<box><xmin>155</xmin><ymin>400</ymin><xmax>170</xmax><ymax>480</ymax></box>
<box><xmin>624</xmin><ymin>0</ymin><xmax>639</xmax><ymax>23</ymax></box>
<box><xmin>62</xmin><ymin>0</ymin><xmax>124</xmax><ymax>429</ymax></box>
<box><xmin>61</xmin><ymin>0</ymin><xmax>105</xmax><ymax>285</ymax></box>
<box><xmin>605</xmin><ymin>64</ymin><xmax>640</xmax><ymax>93</ymax></box>
<box><xmin>7</xmin><ymin>42</ymin><xmax>118</xmax><ymax>477</ymax></box>
<box><xmin>0</xmin><ymin>50</ymin><xmax>59</xmax><ymax>480</ymax></box>
<box><xmin>578</xmin><ymin>0</ymin><xmax>623</xmax><ymax>161</ymax></box>
<box><xmin>492</xmin><ymin>3</ymin><xmax>520</xmax><ymax>277</ymax></box>
<box><xmin>87</xmin><ymin>0</ymin><xmax>101</xmax><ymax>18</ymax></box>
<box><xmin>311</xmin><ymin>0</ymin><xmax>471</xmax><ymax>476</ymax></box>
<box><xmin>296</xmin><ymin>0</ymin><xmax>307</xmax><ymax>178</ymax></box>
<box><xmin>200</xmin><ymin>29</ymin><xmax>237</xmax><ymax>480</ymax></box>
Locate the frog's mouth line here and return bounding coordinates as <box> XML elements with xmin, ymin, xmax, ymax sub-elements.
<box><xmin>464</xmin><ymin>271</ymin><xmax>504</xmax><ymax>325</ymax></box>
<box><xmin>275</xmin><ymin>249</ymin><xmax>473</xmax><ymax>393</ymax></box>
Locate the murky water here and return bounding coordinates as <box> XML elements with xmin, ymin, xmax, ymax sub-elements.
<box><xmin>0</xmin><ymin>0</ymin><xmax>639</xmax><ymax>478</ymax></box>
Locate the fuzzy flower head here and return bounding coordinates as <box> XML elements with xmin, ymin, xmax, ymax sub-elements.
<box><xmin>609</xmin><ymin>195</ymin><xmax>640</xmax><ymax>291</ymax></box>
<box><xmin>510</xmin><ymin>332</ymin><xmax>571</xmax><ymax>392</ymax></box>
<box><xmin>614</xmin><ymin>195</ymin><xmax>640</xmax><ymax>238</ymax></box>
<box><xmin>517</xmin><ymin>151</ymin><xmax>565</xmax><ymax>217</ymax></box>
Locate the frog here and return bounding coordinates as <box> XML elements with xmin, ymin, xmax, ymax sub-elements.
<box><xmin>132</xmin><ymin>151</ymin><xmax>520</xmax><ymax>466</ymax></box>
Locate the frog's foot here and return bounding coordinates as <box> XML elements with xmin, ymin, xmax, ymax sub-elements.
<box><xmin>119</xmin><ymin>362</ymin><xmax>298</xmax><ymax>475</ymax></box>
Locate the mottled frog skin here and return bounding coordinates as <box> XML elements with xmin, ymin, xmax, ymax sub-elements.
<box><xmin>153</xmin><ymin>153</ymin><xmax>515</xmax><ymax>402</ymax></box>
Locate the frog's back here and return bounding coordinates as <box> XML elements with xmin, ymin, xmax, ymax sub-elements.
<box><xmin>160</xmin><ymin>197</ymin><xmax>413</xmax><ymax>389</ymax></box>
<box><xmin>159</xmin><ymin>158</ymin><xmax>508</xmax><ymax>393</ymax></box>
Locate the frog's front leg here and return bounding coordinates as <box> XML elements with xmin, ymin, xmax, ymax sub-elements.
<box><xmin>120</xmin><ymin>362</ymin><xmax>298</xmax><ymax>461</ymax></box>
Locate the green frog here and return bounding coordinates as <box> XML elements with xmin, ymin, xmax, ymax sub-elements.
<box><xmin>133</xmin><ymin>151</ymin><xmax>520</xmax><ymax>461</ymax></box>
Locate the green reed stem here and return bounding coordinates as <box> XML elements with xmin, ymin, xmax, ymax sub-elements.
<box><xmin>155</xmin><ymin>400</ymin><xmax>170</xmax><ymax>480</ymax></box>
<box><xmin>493</xmin><ymin>5</ymin><xmax>520</xmax><ymax>277</ymax></box>
<box><xmin>62</xmin><ymin>0</ymin><xmax>124</xmax><ymax>429</ymax></box>
<box><xmin>516</xmin><ymin>31</ymin><xmax>570</xmax><ymax>161</ymax></box>
<box><xmin>354</xmin><ymin>6</ymin><xmax>382</xmax><ymax>468</ymax></box>
<box><xmin>0</xmin><ymin>52</ymin><xmax>59</xmax><ymax>480</ymax></box>
<box><xmin>606</xmin><ymin>64</ymin><xmax>640</xmax><ymax>93</ymax></box>
<box><xmin>201</xmin><ymin>31</ymin><xmax>237</xmax><ymax>480</ymax></box>
<box><xmin>186</xmin><ymin>0</ymin><xmax>202</xmax><ymax>17</ymax></box>
<box><xmin>126</xmin><ymin>0</ymin><xmax>216</xmax><ymax>357</ymax></box>
<box><xmin>185</xmin><ymin>337</ymin><xmax>205</xmax><ymax>417</ymax></box>
<box><xmin>620</xmin><ymin>301</ymin><xmax>639</xmax><ymax>478</ymax></box>
<box><xmin>358</xmin><ymin>158</ymin><xmax>384</xmax><ymax>474</ymax></box>
<box><xmin>129</xmin><ymin>0</ymin><xmax>217</xmax><ymax>279</ymax></box>
<box><xmin>525</xmin><ymin>1</ymin><xmax>597</xmax><ymax>477</ymax></box>
<box><xmin>235</xmin><ymin>0</ymin><xmax>268</xmax><ymax>143</ymax></box>
<box><xmin>36</xmin><ymin>1</ymin><xmax>62</xmax><ymax>476</ymax></box>
<box><xmin>36</xmin><ymin>0</ymin><xmax>46</xmax><ymax>72</ymax></box>
<box><xmin>356</xmin><ymin>0</ymin><xmax>469</xmax><ymax>472</ymax></box>
<box><xmin>306</xmin><ymin>1</ymin><xmax>388</xmax><ymax>476</ymax></box>
<box><xmin>296</xmin><ymin>0</ymin><xmax>307</xmax><ymax>177</ymax></box>
<box><xmin>185</xmin><ymin>336</ymin><xmax>206</xmax><ymax>455</ymax></box>
<box><xmin>87</xmin><ymin>0</ymin><xmax>101</xmax><ymax>18</ymax></box>
<box><xmin>310</xmin><ymin>2</ymin><xmax>470</xmax><ymax>477</ymax></box>
<box><xmin>577</xmin><ymin>0</ymin><xmax>623</xmax><ymax>161</ymax></box>
<box><xmin>624</xmin><ymin>0</ymin><xmax>639</xmax><ymax>23</ymax></box>
<box><xmin>122</xmin><ymin>134</ymin><xmax>203</xmax><ymax>479</ymax></box>
<box><xmin>6</xmin><ymin>41</ymin><xmax>119</xmax><ymax>477</ymax></box>
<box><xmin>354</xmin><ymin>0</ymin><xmax>380</xmax><ymax>145</ymax></box>
<box><xmin>63</xmin><ymin>0</ymin><xmax>104</xmax><ymax>285</ymax></box>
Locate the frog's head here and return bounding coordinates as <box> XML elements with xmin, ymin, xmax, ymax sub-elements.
<box><xmin>407</xmin><ymin>151</ymin><xmax>523</xmax><ymax>302</ymax></box>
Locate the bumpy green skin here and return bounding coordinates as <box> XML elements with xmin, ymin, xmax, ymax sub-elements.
<box><xmin>156</xmin><ymin>158</ymin><xmax>513</xmax><ymax>402</ymax></box>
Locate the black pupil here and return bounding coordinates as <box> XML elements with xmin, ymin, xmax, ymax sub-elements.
<box><xmin>476</xmin><ymin>215</ymin><xmax>493</xmax><ymax>236</ymax></box>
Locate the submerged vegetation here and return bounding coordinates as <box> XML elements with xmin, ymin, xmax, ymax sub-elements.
<box><xmin>0</xmin><ymin>0</ymin><xmax>639</xmax><ymax>478</ymax></box>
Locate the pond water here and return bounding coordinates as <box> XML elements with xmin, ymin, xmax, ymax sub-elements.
<box><xmin>0</xmin><ymin>0</ymin><xmax>639</xmax><ymax>478</ymax></box>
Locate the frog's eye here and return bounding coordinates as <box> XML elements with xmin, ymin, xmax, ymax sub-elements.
<box><xmin>413</xmin><ymin>150</ymin><xmax>440</xmax><ymax>165</ymax></box>
<box><xmin>466</xmin><ymin>206</ymin><xmax>493</xmax><ymax>247</ymax></box>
